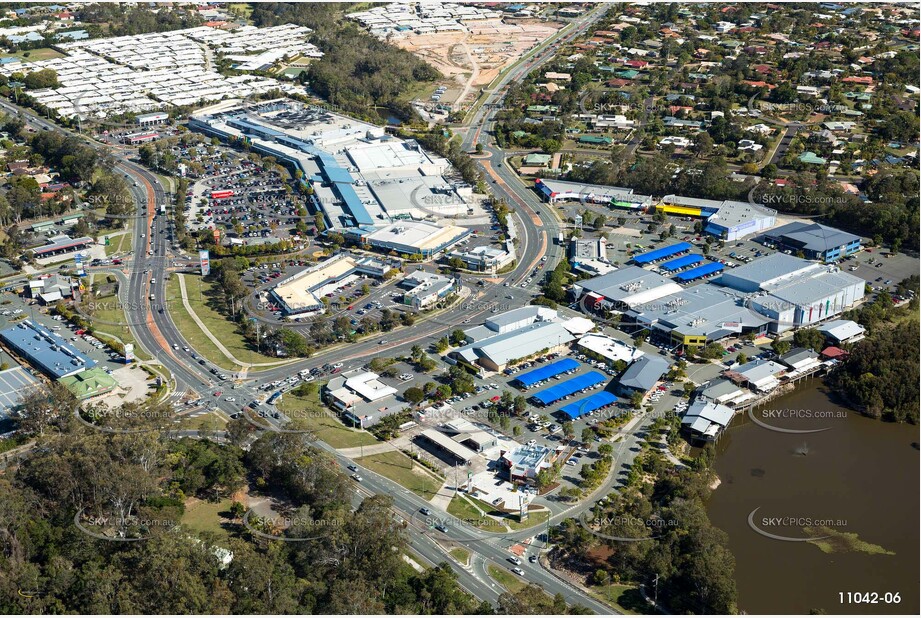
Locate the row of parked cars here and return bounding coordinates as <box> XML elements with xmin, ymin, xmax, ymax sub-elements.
<box><xmin>502</xmin><ymin>352</ymin><xmax>564</xmax><ymax>376</ymax></box>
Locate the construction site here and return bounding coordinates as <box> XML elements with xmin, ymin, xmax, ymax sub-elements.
<box><xmin>396</xmin><ymin>18</ymin><xmax>565</xmax><ymax>113</ymax></box>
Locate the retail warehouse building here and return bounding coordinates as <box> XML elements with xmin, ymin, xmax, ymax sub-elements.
<box><xmin>0</xmin><ymin>320</ymin><xmax>96</xmax><ymax>379</ymax></box>
<box><xmin>719</xmin><ymin>253</ymin><xmax>865</xmax><ymax>333</ymax></box>
<box><xmin>450</xmin><ymin>307</ymin><xmax>593</xmax><ymax>372</ymax></box>
<box><xmin>761</xmin><ymin>221</ymin><xmax>861</xmax><ymax>262</ymax></box>
<box><xmin>189</xmin><ymin>101</ymin><xmax>472</xmax><ymax>259</ymax></box>
<box><xmin>581</xmin><ymin>254</ymin><xmax>864</xmax><ymax>348</ymax></box>
<box><xmin>657</xmin><ymin>195</ymin><xmax>777</xmax><ymax>241</ymax></box>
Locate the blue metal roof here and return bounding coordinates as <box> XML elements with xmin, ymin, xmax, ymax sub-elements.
<box><xmin>632</xmin><ymin>241</ymin><xmax>693</xmax><ymax>265</ymax></box>
<box><xmin>675</xmin><ymin>261</ymin><xmax>724</xmax><ymax>282</ymax></box>
<box><xmin>336</xmin><ymin>182</ymin><xmax>375</xmax><ymax>226</ymax></box>
<box><xmin>532</xmin><ymin>371</ymin><xmax>606</xmax><ymax>405</ymax></box>
<box><xmin>325</xmin><ymin>164</ymin><xmax>355</xmax><ymax>185</ymax></box>
<box><xmin>514</xmin><ymin>358</ymin><xmax>579</xmax><ymax>387</ymax></box>
<box><xmin>0</xmin><ymin>320</ymin><xmax>95</xmax><ymax>379</ymax></box>
<box><xmin>660</xmin><ymin>254</ymin><xmax>703</xmax><ymax>272</ymax></box>
<box><xmin>560</xmin><ymin>391</ymin><xmax>618</xmax><ymax>419</ymax></box>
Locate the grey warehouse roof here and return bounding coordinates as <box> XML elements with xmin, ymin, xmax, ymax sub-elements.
<box><xmin>720</xmin><ymin>253</ymin><xmax>816</xmax><ymax>288</ymax></box>
<box><xmin>454</xmin><ymin>321</ymin><xmax>575</xmax><ymax>367</ymax></box>
<box><xmin>619</xmin><ymin>355</ymin><xmax>670</xmax><ymax>391</ymax></box>
<box><xmin>630</xmin><ymin>283</ymin><xmax>770</xmax><ymax>337</ymax></box>
<box><xmin>765</xmin><ymin>221</ymin><xmax>860</xmax><ymax>254</ymax></box>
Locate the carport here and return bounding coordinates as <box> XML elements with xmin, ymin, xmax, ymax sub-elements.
<box><xmin>531</xmin><ymin>371</ymin><xmax>607</xmax><ymax>406</ymax></box>
<box><xmin>513</xmin><ymin>358</ymin><xmax>579</xmax><ymax>388</ymax></box>
<box><xmin>559</xmin><ymin>391</ymin><xmax>618</xmax><ymax>420</ymax></box>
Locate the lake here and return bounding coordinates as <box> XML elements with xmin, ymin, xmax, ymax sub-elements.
<box><xmin>707</xmin><ymin>380</ymin><xmax>919</xmax><ymax>614</ymax></box>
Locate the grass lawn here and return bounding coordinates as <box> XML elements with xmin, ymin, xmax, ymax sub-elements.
<box><xmin>448</xmin><ymin>495</ymin><xmax>504</xmax><ymax>532</ymax></box>
<box><xmin>487</xmin><ymin>563</ymin><xmax>527</xmax><ymax>593</ymax></box>
<box><xmin>164</xmin><ymin>276</ymin><xmax>240</xmax><ymax>370</ymax></box>
<box><xmin>0</xmin><ymin>48</ymin><xmax>64</xmax><ymax>62</ymax></box>
<box><xmin>103</xmin><ymin>230</ymin><xmax>133</xmax><ymax>255</ymax></box>
<box><xmin>275</xmin><ymin>391</ymin><xmax>377</xmax><ymax>449</ymax></box>
<box><xmin>449</xmin><ymin>547</ymin><xmax>471</xmax><ymax>564</ymax></box>
<box><xmin>181</xmin><ymin>498</ymin><xmax>233</xmax><ymax>543</ymax></box>
<box><xmin>356</xmin><ymin>450</ymin><xmax>442</xmax><ymax>500</ymax></box>
<box><xmin>176</xmin><ymin>412</ymin><xmax>227</xmax><ymax>432</ymax></box>
<box><xmin>227</xmin><ymin>3</ymin><xmax>252</xmax><ymax>18</ymax></box>
<box><xmin>88</xmin><ymin>288</ymin><xmax>151</xmax><ymax>361</ymax></box>
<box><xmin>588</xmin><ymin>583</ymin><xmax>651</xmax><ymax>614</ymax></box>
<box><xmin>181</xmin><ymin>275</ymin><xmax>282</xmax><ymax>366</ymax></box>
<box><xmin>456</xmin><ymin>494</ymin><xmax>550</xmax><ymax>531</ymax></box>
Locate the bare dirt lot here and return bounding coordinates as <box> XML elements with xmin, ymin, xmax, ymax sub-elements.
<box><xmin>396</xmin><ymin>18</ymin><xmax>565</xmax><ymax>109</ymax></box>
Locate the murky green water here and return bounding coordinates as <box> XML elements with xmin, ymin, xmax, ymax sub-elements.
<box><xmin>706</xmin><ymin>381</ymin><xmax>919</xmax><ymax>614</ymax></box>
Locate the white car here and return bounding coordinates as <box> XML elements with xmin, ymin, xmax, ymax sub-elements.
<box><xmin>224</xmin><ymin>396</ymin><xmax>236</xmax><ymax>402</ymax></box>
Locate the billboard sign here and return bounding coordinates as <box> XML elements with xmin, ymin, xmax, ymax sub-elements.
<box><xmin>124</xmin><ymin>343</ymin><xmax>135</xmax><ymax>363</ymax></box>
<box><xmin>199</xmin><ymin>250</ymin><xmax>210</xmax><ymax>277</ymax></box>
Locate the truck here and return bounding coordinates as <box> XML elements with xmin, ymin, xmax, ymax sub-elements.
<box><xmin>159</xmin><ymin>204</ymin><xmax>166</xmax><ymax>215</ymax></box>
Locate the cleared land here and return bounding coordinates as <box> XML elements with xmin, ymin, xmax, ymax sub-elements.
<box><xmin>588</xmin><ymin>583</ymin><xmax>650</xmax><ymax>615</ymax></box>
<box><xmin>175</xmin><ymin>411</ymin><xmax>227</xmax><ymax>432</ymax></box>
<box><xmin>449</xmin><ymin>494</ymin><xmax>550</xmax><ymax>531</ymax></box>
<box><xmin>87</xmin><ymin>284</ymin><xmax>151</xmax><ymax>361</ymax></box>
<box><xmin>356</xmin><ymin>450</ymin><xmax>443</xmax><ymax>500</ymax></box>
<box><xmin>0</xmin><ymin>47</ymin><xmax>65</xmax><ymax>62</ymax></box>
<box><xmin>180</xmin><ymin>497</ymin><xmax>233</xmax><ymax>543</ymax></box>
<box><xmin>180</xmin><ymin>275</ymin><xmax>280</xmax><ymax>366</ymax></box>
<box><xmin>395</xmin><ymin>19</ymin><xmax>564</xmax><ymax>109</ymax></box>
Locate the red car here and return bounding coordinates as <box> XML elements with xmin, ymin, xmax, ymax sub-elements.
<box><xmin>213</xmin><ymin>391</ymin><xmax>222</xmax><ymax>397</ymax></box>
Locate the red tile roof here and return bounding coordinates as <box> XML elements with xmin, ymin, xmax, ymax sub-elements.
<box><xmin>821</xmin><ymin>346</ymin><xmax>848</xmax><ymax>360</ymax></box>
